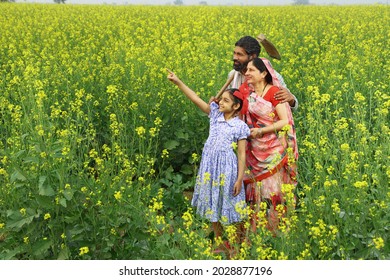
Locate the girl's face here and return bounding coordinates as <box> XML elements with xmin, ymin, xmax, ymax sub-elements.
<box><xmin>219</xmin><ymin>91</ymin><xmax>238</xmax><ymax>114</ymax></box>
<box><xmin>245</xmin><ymin>61</ymin><xmax>265</xmax><ymax>84</ymax></box>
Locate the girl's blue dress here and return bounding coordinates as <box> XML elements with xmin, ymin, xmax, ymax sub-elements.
<box><xmin>191</xmin><ymin>102</ymin><xmax>250</xmax><ymax>224</ymax></box>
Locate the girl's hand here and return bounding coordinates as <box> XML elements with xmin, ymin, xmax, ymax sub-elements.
<box><xmin>166</xmin><ymin>68</ymin><xmax>181</xmax><ymax>85</ymax></box>
<box><xmin>233</xmin><ymin>181</ymin><xmax>242</xmax><ymax>196</ymax></box>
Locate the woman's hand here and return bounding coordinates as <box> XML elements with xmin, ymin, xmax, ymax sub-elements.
<box><xmin>250</xmin><ymin>127</ymin><xmax>263</xmax><ymax>139</ymax></box>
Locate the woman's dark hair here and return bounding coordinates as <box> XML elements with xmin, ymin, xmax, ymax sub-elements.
<box><xmin>226</xmin><ymin>88</ymin><xmax>243</xmax><ymax>112</ymax></box>
<box><xmin>235</xmin><ymin>36</ymin><xmax>261</xmax><ymax>57</ymax></box>
<box><xmin>251</xmin><ymin>57</ymin><xmax>273</xmax><ymax>84</ymax></box>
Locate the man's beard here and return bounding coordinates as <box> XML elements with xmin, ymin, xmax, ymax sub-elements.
<box><xmin>233</xmin><ymin>60</ymin><xmax>247</xmax><ymax>72</ymax></box>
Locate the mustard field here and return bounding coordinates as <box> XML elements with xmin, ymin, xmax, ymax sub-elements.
<box><xmin>0</xmin><ymin>3</ymin><xmax>389</xmax><ymax>259</ymax></box>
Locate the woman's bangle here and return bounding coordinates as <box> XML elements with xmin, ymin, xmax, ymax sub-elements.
<box><xmin>258</xmin><ymin>128</ymin><xmax>263</xmax><ymax>138</ymax></box>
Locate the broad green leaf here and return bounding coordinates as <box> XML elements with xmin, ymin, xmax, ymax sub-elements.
<box><xmin>63</xmin><ymin>188</ymin><xmax>75</xmax><ymax>201</ymax></box>
<box><xmin>6</xmin><ymin>210</ymin><xmax>20</xmax><ymax>219</ymax></box>
<box><xmin>38</xmin><ymin>175</ymin><xmax>55</xmax><ymax>196</ymax></box>
<box><xmin>36</xmin><ymin>195</ymin><xmax>54</xmax><ymax>208</ymax></box>
<box><xmin>23</xmin><ymin>156</ymin><xmax>39</xmax><ymax>164</ymax></box>
<box><xmin>59</xmin><ymin>197</ymin><xmax>67</xmax><ymax>208</ymax></box>
<box><xmin>38</xmin><ymin>184</ymin><xmax>55</xmax><ymax>197</ymax></box>
<box><xmin>32</xmin><ymin>239</ymin><xmax>52</xmax><ymax>258</ymax></box>
<box><xmin>7</xmin><ymin>214</ymin><xmax>36</xmax><ymax>229</ymax></box>
<box><xmin>10</xmin><ymin>168</ymin><xmax>27</xmax><ymax>183</ymax></box>
<box><xmin>57</xmin><ymin>247</ymin><xmax>70</xmax><ymax>260</ymax></box>
<box><xmin>180</xmin><ymin>164</ymin><xmax>193</xmax><ymax>175</ymax></box>
<box><xmin>175</xmin><ymin>130</ymin><xmax>189</xmax><ymax>140</ymax></box>
<box><xmin>0</xmin><ymin>248</ymin><xmax>24</xmax><ymax>260</ymax></box>
<box><xmin>38</xmin><ymin>175</ymin><xmax>47</xmax><ymax>188</ymax></box>
<box><xmin>163</xmin><ymin>140</ymin><xmax>179</xmax><ymax>150</ymax></box>
<box><xmin>13</xmin><ymin>149</ymin><xmax>26</xmax><ymax>159</ymax></box>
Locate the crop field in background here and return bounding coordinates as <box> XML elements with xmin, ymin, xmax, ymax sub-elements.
<box><xmin>0</xmin><ymin>3</ymin><xmax>389</xmax><ymax>259</ymax></box>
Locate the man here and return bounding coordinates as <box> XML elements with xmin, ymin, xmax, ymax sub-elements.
<box><xmin>229</xmin><ymin>36</ymin><xmax>298</xmax><ymax>110</ymax></box>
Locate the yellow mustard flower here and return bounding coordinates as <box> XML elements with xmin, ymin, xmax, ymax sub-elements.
<box><xmin>161</xmin><ymin>149</ymin><xmax>169</xmax><ymax>159</ymax></box>
<box><xmin>79</xmin><ymin>246</ymin><xmax>89</xmax><ymax>256</ymax></box>
<box><xmin>373</xmin><ymin>237</ymin><xmax>385</xmax><ymax>250</ymax></box>
<box><xmin>114</xmin><ymin>191</ymin><xmax>122</xmax><ymax>201</ymax></box>
<box><xmin>20</xmin><ymin>208</ymin><xmax>26</xmax><ymax>216</ymax></box>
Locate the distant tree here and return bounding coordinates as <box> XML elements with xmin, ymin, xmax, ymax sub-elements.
<box><xmin>199</xmin><ymin>1</ymin><xmax>207</xmax><ymax>5</ymax></box>
<box><xmin>0</xmin><ymin>0</ymin><xmax>16</xmax><ymax>2</ymax></box>
<box><xmin>292</xmin><ymin>0</ymin><xmax>310</xmax><ymax>4</ymax></box>
<box><xmin>174</xmin><ymin>0</ymin><xmax>183</xmax><ymax>5</ymax></box>
<box><xmin>53</xmin><ymin>0</ymin><xmax>66</xmax><ymax>3</ymax></box>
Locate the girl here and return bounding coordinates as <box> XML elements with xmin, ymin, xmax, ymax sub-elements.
<box><xmin>167</xmin><ymin>69</ymin><xmax>250</xmax><ymax>249</ymax></box>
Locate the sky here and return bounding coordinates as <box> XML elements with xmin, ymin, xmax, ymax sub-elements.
<box><xmin>17</xmin><ymin>0</ymin><xmax>386</xmax><ymax>5</ymax></box>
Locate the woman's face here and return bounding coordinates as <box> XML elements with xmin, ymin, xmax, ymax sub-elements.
<box><xmin>245</xmin><ymin>61</ymin><xmax>265</xmax><ymax>85</ymax></box>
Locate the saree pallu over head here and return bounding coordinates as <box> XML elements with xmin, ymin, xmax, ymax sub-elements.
<box><xmin>261</xmin><ymin>58</ymin><xmax>281</xmax><ymax>88</ymax></box>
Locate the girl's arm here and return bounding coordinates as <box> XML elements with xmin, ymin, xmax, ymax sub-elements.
<box><xmin>250</xmin><ymin>102</ymin><xmax>289</xmax><ymax>138</ymax></box>
<box><xmin>233</xmin><ymin>139</ymin><xmax>246</xmax><ymax>196</ymax></box>
<box><xmin>167</xmin><ymin>69</ymin><xmax>210</xmax><ymax>115</ymax></box>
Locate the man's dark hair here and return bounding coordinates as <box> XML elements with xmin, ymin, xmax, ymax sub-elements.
<box><xmin>235</xmin><ymin>36</ymin><xmax>261</xmax><ymax>57</ymax></box>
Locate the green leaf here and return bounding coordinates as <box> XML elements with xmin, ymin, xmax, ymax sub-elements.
<box><xmin>32</xmin><ymin>239</ymin><xmax>52</xmax><ymax>258</ymax></box>
<box><xmin>180</xmin><ymin>164</ymin><xmax>194</xmax><ymax>175</ymax></box>
<box><xmin>7</xmin><ymin>213</ymin><xmax>38</xmax><ymax>230</ymax></box>
<box><xmin>23</xmin><ymin>156</ymin><xmax>39</xmax><ymax>164</ymax></box>
<box><xmin>57</xmin><ymin>247</ymin><xmax>70</xmax><ymax>260</ymax></box>
<box><xmin>0</xmin><ymin>248</ymin><xmax>24</xmax><ymax>260</ymax></box>
<box><xmin>39</xmin><ymin>184</ymin><xmax>55</xmax><ymax>197</ymax></box>
<box><xmin>59</xmin><ymin>198</ymin><xmax>67</xmax><ymax>208</ymax></box>
<box><xmin>175</xmin><ymin>130</ymin><xmax>189</xmax><ymax>140</ymax></box>
<box><xmin>36</xmin><ymin>195</ymin><xmax>54</xmax><ymax>208</ymax></box>
<box><xmin>159</xmin><ymin>178</ymin><xmax>173</xmax><ymax>187</ymax></box>
<box><xmin>38</xmin><ymin>175</ymin><xmax>47</xmax><ymax>187</ymax></box>
<box><xmin>67</xmin><ymin>227</ymin><xmax>86</xmax><ymax>241</ymax></box>
<box><xmin>10</xmin><ymin>168</ymin><xmax>27</xmax><ymax>183</ymax></box>
<box><xmin>15</xmin><ymin>183</ymin><xmax>26</xmax><ymax>189</ymax></box>
<box><xmin>63</xmin><ymin>188</ymin><xmax>75</xmax><ymax>201</ymax></box>
<box><xmin>163</xmin><ymin>140</ymin><xmax>180</xmax><ymax>150</ymax></box>
<box><xmin>38</xmin><ymin>176</ymin><xmax>55</xmax><ymax>196</ymax></box>
<box><xmin>6</xmin><ymin>210</ymin><xmax>18</xmax><ymax>219</ymax></box>
<box><xmin>13</xmin><ymin>149</ymin><xmax>26</xmax><ymax>159</ymax></box>
<box><xmin>64</xmin><ymin>215</ymin><xmax>80</xmax><ymax>223</ymax></box>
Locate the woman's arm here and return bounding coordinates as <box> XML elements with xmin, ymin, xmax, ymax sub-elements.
<box><xmin>167</xmin><ymin>69</ymin><xmax>210</xmax><ymax>115</ymax></box>
<box><xmin>250</xmin><ymin>103</ymin><xmax>289</xmax><ymax>138</ymax></box>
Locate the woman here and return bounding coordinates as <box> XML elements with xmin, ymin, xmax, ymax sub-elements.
<box><xmin>240</xmin><ymin>57</ymin><xmax>298</xmax><ymax>233</ymax></box>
